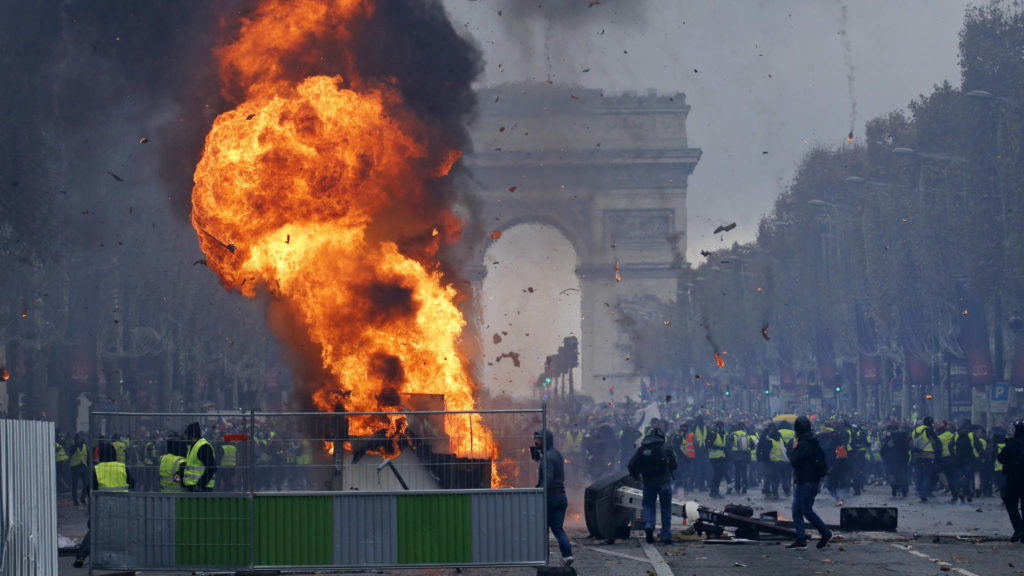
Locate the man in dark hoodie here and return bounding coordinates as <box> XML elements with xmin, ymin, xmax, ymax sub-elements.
<box><xmin>628</xmin><ymin>420</ymin><xmax>678</xmax><ymax>544</ymax></box>
<box><xmin>533</xmin><ymin>429</ymin><xmax>574</xmax><ymax>566</ymax></box>
<box><xmin>787</xmin><ymin>415</ymin><xmax>833</xmax><ymax>550</ymax></box>
<box><xmin>997</xmin><ymin>420</ymin><xmax>1024</xmax><ymax>541</ymax></box>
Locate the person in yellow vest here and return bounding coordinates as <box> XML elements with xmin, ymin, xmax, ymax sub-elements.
<box><xmin>159</xmin><ymin>436</ymin><xmax>188</xmax><ymax>493</ymax></box>
<box><xmin>219</xmin><ymin>439</ymin><xmax>238</xmax><ymax>492</ymax></box>
<box><xmin>69</xmin><ymin>432</ymin><xmax>90</xmax><ymax>507</ymax></box>
<box><xmin>951</xmin><ymin>420</ymin><xmax>981</xmax><ymax>504</ymax></box>
<box><xmin>183</xmin><ymin>422</ymin><xmax>217</xmax><ymax>492</ymax></box>
<box><xmin>55</xmin><ymin>431</ymin><xmax>70</xmax><ymax>493</ymax></box>
<box><xmin>936</xmin><ymin>422</ymin><xmax>956</xmax><ymax>500</ymax></box>
<box><xmin>911</xmin><ymin>416</ymin><xmax>940</xmax><ymax>502</ymax></box>
<box><xmin>74</xmin><ymin>443</ymin><xmax>134</xmax><ymax>568</ymax></box>
<box><xmin>707</xmin><ymin>421</ymin><xmax>728</xmax><ymax>498</ymax></box>
<box><xmin>111</xmin><ymin>434</ymin><xmax>128</xmax><ymax>464</ymax></box>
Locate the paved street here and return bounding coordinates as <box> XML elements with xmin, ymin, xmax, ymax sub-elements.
<box><xmin>59</xmin><ymin>483</ymin><xmax>1020</xmax><ymax>575</ymax></box>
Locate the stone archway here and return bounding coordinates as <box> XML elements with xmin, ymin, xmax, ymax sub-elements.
<box><xmin>459</xmin><ymin>83</ymin><xmax>701</xmax><ymax>400</ymax></box>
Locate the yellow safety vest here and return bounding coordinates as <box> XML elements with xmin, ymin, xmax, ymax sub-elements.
<box><xmin>709</xmin><ymin>432</ymin><xmax>726</xmax><ymax>459</ymax></box>
<box><xmin>112</xmin><ymin>441</ymin><xmax>127</xmax><ymax>463</ymax></box>
<box><xmin>95</xmin><ymin>461</ymin><xmax>129</xmax><ymax>492</ymax></box>
<box><xmin>159</xmin><ymin>454</ymin><xmax>187</xmax><ymax>492</ymax></box>
<box><xmin>221</xmin><ymin>444</ymin><xmax>237</xmax><ymax>467</ymax></box>
<box><xmin>769</xmin><ymin>437</ymin><xmax>787</xmax><ymax>462</ymax></box>
<box><xmin>996</xmin><ymin>442</ymin><xmax>1006</xmax><ymax>472</ymax></box>
<box><xmin>56</xmin><ymin>442</ymin><xmax>68</xmax><ymax>463</ymax></box>
<box><xmin>912</xmin><ymin>426</ymin><xmax>935</xmax><ymax>454</ymax></box>
<box><xmin>69</xmin><ymin>444</ymin><xmax>88</xmax><ymax>467</ymax></box>
<box><xmin>296</xmin><ymin>441</ymin><xmax>313</xmax><ymax>466</ymax></box>
<box><xmin>184</xmin><ymin>438</ymin><xmax>215</xmax><ymax>489</ymax></box>
<box><xmin>939</xmin><ymin>431</ymin><xmax>953</xmax><ymax>458</ymax></box>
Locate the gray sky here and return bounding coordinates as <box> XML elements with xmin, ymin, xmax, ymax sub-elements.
<box><xmin>443</xmin><ymin>0</ymin><xmax>970</xmax><ymax>264</ymax></box>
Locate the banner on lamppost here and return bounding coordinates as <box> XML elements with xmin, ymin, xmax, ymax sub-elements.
<box><xmin>955</xmin><ymin>277</ymin><xmax>993</xmax><ymax>389</ymax></box>
<box><xmin>900</xmin><ymin>306</ymin><xmax>931</xmax><ymax>388</ymax></box>
<box><xmin>814</xmin><ymin>325</ymin><xmax>839</xmax><ymax>388</ymax></box>
<box><xmin>855</xmin><ymin>299</ymin><xmax>881</xmax><ymax>386</ymax></box>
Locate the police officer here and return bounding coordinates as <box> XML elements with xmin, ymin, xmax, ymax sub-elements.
<box><xmin>628</xmin><ymin>420</ymin><xmax>678</xmax><ymax>544</ymax></box>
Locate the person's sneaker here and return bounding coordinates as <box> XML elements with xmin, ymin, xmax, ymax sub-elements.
<box><xmin>817</xmin><ymin>532</ymin><xmax>833</xmax><ymax>549</ymax></box>
<box><xmin>561</xmin><ymin>556</ymin><xmax>574</xmax><ymax>567</ymax></box>
<box><xmin>786</xmin><ymin>541</ymin><xmax>808</xmax><ymax>550</ymax></box>
<box><xmin>645</xmin><ymin>528</ymin><xmax>654</xmax><ymax>544</ymax></box>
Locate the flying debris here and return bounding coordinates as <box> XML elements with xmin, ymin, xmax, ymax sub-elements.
<box><xmin>559</xmin><ymin>287</ymin><xmax>580</xmax><ymax>295</ymax></box>
<box><xmin>762</xmin><ymin>324</ymin><xmax>770</xmax><ymax>341</ymax></box>
<box><xmin>508</xmin><ymin>186</ymin><xmax>517</xmax><ymax>192</ymax></box>
<box><xmin>700</xmin><ymin>250</ymin><xmax>713</xmax><ymax>257</ymax></box>
<box><xmin>491</xmin><ymin>230</ymin><xmax>502</xmax><ymax>239</ymax></box>
<box><xmin>713</xmin><ymin>222</ymin><xmax>737</xmax><ymax>234</ymax></box>
<box><xmin>848</xmin><ymin>130</ymin><xmax>854</xmax><ymax>141</ymax></box>
<box><xmin>193</xmin><ymin>259</ymin><xmax>207</xmax><ymax>267</ymax></box>
<box><xmin>246</xmin><ymin>113</ymin><xmax>256</xmax><ymax>120</ymax></box>
<box><xmin>199</xmin><ymin>228</ymin><xmax>237</xmax><ymax>253</ymax></box>
<box><xmin>495</xmin><ymin>351</ymin><xmax>521</xmax><ymax>367</ymax></box>
<box><xmin>107</xmin><ymin>171</ymin><xmax>124</xmax><ymax>182</ymax></box>
<box><xmin>614</xmin><ymin>261</ymin><xmax>621</xmax><ymax>282</ymax></box>
<box><xmin>139</xmin><ymin>137</ymin><xmax>150</xmax><ymax>144</ymax></box>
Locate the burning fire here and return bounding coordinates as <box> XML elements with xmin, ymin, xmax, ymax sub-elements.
<box><xmin>714</xmin><ymin>351</ymin><xmax>725</xmax><ymax>367</ymax></box>
<box><xmin>192</xmin><ymin>0</ymin><xmax>496</xmax><ymax>464</ymax></box>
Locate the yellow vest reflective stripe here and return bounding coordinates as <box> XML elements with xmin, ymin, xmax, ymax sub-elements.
<box><xmin>159</xmin><ymin>454</ymin><xmax>187</xmax><ymax>492</ymax></box>
<box><xmin>95</xmin><ymin>461</ymin><xmax>129</xmax><ymax>492</ymax></box>
<box><xmin>69</xmin><ymin>444</ymin><xmax>88</xmax><ymax>467</ymax></box>
<box><xmin>221</xmin><ymin>444</ymin><xmax>237</xmax><ymax>467</ymax></box>
<box><xmin>184</xmin><ymin>438</ymin><xmax>215</xmax><ymax>489</ymax></box>
<box><xmin>996</xmin><ymin>442</ymin><xmax>1006</xmax><ymax>471</ymax></box>
<box><xmin>56</xmin><ymin>442</ymin><xmax>68</xmax><ymax>462</ymax></box>
<box><xmin>769</xmin><ymin>437</ymin><xmax>786</xmax><ymax>462</ymax></box>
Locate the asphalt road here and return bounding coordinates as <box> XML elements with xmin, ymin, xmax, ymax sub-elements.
<box><xmin>58</xmin><ymin>483</ymin><xmax>1020</xmax><ymax>575</ymax></box>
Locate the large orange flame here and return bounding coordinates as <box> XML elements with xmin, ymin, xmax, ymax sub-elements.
<box><xmin>192</xmin><ymin>0</ymin><xmax>495</xmax><ymax>464</ymax></box>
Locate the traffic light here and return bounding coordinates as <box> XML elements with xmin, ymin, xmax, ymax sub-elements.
<box><xmin>764</xmin><ymin>388</ymin><xmax>770</xmax><ymax>395</ymax></box>
<box><xmin>725</xmin><ymin>390</ymin><xmax>731</xmax><ymax>397</ymax></box>
<box><xmin>544</xmin><ymin>377</ymin><xmax>552</xmax><ymax>387</ymax></box>
<box><xmin>834</xmin><ymin>385</ymin><xmax>841</xmax><ymax>393</ymax></box>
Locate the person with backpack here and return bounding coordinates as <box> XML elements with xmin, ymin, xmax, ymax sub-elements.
<box><xmin>628</xmin><ymin>421</ymin><xmax>678</xmax><ymax>544</ymax></box>
<box><xmin>727</xmin><ymin>422</ymin><xmax>752</xmax><ymax>495</ymax></box>
<box><xmin>911</xmin><ymin>416</ymin><xmax>941</xmax><ymax>502</ymax></box>
<box><xmin>787</xmin><ymin>415</ymin><xmax>833</xmax><ymax>550</ymax></box>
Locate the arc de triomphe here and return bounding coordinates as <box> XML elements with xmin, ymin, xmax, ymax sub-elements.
<box><xmin>460</xmin><ymin>83</ymin><xmax>701</xmax><ymax>399</ymax></box>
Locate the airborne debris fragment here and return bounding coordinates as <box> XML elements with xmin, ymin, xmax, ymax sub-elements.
<box><xmin>107</xmin><ymin>171</ymin><xmax>124</xmax><ymax>182</ymax></box>
<box><xmin>714</xmin><ymin>222</ymin><xmax>737</xmax><ymax>234</ymax></box>
<box><xmin>193</xmin><ymin>259</ymin><xmax>207</xmax><ymax>266</ymax></box>
<box><xmin>491</xmin><ymin>230</ymin><xmax>502</xmax><ymax>239</ymax></box>
<box><xmin>246</xmin><ymin>113</ymin><xmax>256</xmax><ymax>120</ymax></box>
<box><xmin>614</xmin><ymin>261</ymin><xmax>621</xmax><ymax>282</ymax></box>
<box><xmin>761</xmin><ymin>324</ymin><xmax>770</xmax><ymax>341</ymax></box>
<box><xmin>508</xmin><ymin>186</ymin><xmax>516</xmax><ymax>192</ymax></box>
<box><xmin>139</xmin><ymin>137</ymin><xmax>150</xmax><ymax>144</ymax></box>
<box><xmin>700</xmin><ymin>250</ymin><xmax>713</xmax><ymax>257</ymax></box>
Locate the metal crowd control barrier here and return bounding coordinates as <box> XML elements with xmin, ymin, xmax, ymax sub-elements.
<box><xmin>89</xmin><ymin>408</ymin><xmax>549</xmax><ymax>572</ymax></box>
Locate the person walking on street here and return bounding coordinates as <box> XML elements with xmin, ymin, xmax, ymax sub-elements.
<box><xmin>69</xmin><ymin>432</ymin><xmax>90</xmax><ymax>507</ymax></box>
<box><xmin>533</xmin><ymin>429</ymin><xmax>573</xmax><ymax>566</ymax></box>
<box><xmin>997</xmin><ymin>420</ymin><xmax>1024</xmax><ymax>542</ymax></box>
<box><xmin>911</xmin><ymin>416</ymin><xmax>941</xmax><ymax>502</ymax></box>
<box><xmin>707</xmin><ymin>421</ymin><xmax>728</xmax><ymax>498</ymax></box>
<box><xmin>787</xmin><ymin>415</ymin><xmax>833</xmax><ymax>550</ymax></box>
<box><xmin>183</xmin><ymin>422</ymin><xmax>218</xmax><ymax>492</ymax></box>
<box><xmin>628</xmin><ymin>421</ymin><xmax>678</xmax><ymax>544</ymax></box>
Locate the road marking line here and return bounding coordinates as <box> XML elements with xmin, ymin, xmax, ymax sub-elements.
<box><xmin>584</xmin><ymin>546</ymin><xmax>652</xmax><ymax>563</ymax></box>
<box><xmin>640</xmin><ymin>541</ymin><xmax>675</xmax><ymax>576</ymax></box>
<box><xmin>889</xmin><ymin>543</ymin><xmax>982</xmax><ymax>576</ymax></box>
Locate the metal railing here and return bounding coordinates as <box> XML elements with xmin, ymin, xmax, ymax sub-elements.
<box><xmin>89</xmin><ymin>408</ymin><xmax>550</xmax><ymax>572</ymax></box>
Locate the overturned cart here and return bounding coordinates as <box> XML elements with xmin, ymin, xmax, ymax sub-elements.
<box><xmin>584</xmin><ymin>471</ymin><xmax>798</xmax><ymax>541</ymax></box>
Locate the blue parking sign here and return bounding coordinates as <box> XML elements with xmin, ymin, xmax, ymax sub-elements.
<box><xmin>992</xmin><ymin>382</ymin><xmax>1010</xmax><ymax>403</ymax></box>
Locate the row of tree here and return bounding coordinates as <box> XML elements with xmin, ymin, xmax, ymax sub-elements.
<box><xmin>672</xmin><ymin>1</ymin><xmax>1024</xmax><ymax>420</ymax></box>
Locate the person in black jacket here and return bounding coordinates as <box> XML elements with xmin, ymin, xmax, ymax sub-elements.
<box><xmin>787</xmin><ymin>416</ymin><xmax>833</xmax><ymax>550</ymax></box>
<box><xmin>533</xmin><ymin>429</ymin><xmax>573</xmax><ymax>566</ymax></box>
<box><xmin>997</xmin><ymin>420</ymin><xmax>1024</xmax><ymax>542</ymax></box>
<box><xmin>628</xmin><ymin>421</ymin><xmax>678</xmax><ymax>544</ymax></box>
